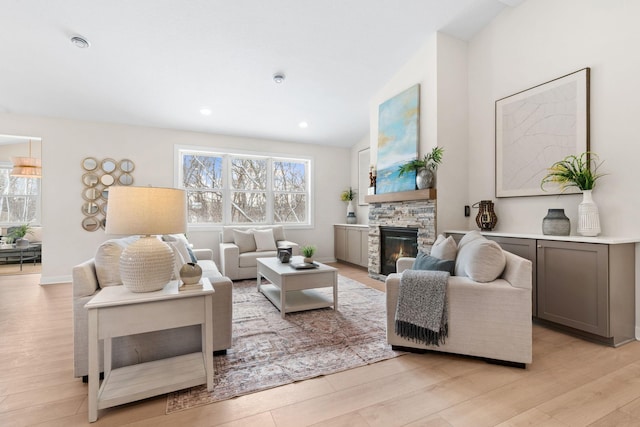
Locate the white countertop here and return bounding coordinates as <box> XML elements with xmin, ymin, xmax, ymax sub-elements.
<box><xmin>445</xmin><ymin>230</ymin><xmax>640</xmax><ymax>245</ymax></box>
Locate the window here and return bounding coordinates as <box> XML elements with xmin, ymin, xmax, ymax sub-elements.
<box><xmin>0</xmin><ymin>163</ymin><xmax>40</xmax><ymax>224</ymax></box>
<box><xmin>177</xmin><ymin>148</ymin><xmax>311</xmax><ymax>226</ymax></box>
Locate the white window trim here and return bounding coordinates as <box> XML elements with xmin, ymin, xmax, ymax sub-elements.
<box><xmin>174</xmin><ymin>144</ymin><xmax>314</xmax><ymax>231</ymax></box>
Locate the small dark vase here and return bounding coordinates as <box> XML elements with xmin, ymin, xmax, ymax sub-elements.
<box><xmin>542</xmin><ymin>209</ymin><xmax>570</xmax><ymax>236</ymax></box>
<box><xmin>475</xmin><ymin>200</ymin><xmax>498</xmax><ymax>231</ymax></box>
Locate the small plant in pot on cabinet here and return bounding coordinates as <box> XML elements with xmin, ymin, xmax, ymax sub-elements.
<box><xmin>397</xmin><ymin>146</ymin><xmax>444</xmax><ymax>189</ymax></box>
<box><xmin>301</xmin><ymin>245</ymin><xmax>316</xmax><ymax>263</ymax></box>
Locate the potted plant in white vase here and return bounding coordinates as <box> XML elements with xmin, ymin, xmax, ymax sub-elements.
<box><xmin>340</xmin><ymin>187</ymin><xmax>356</xmax><ymax>223</ymax></box>
<box><xmin>397</xmin><ymin>146</ymin><xmax>444</xmax><ymax>189</ymax></box>
<box><xmin>541</xmin><ymin>152</ymin><xmax>606</xmax><ymax>236</ymax></box>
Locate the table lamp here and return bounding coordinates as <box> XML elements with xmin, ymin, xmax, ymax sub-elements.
<box><xmin>106</xmin><ymin>186</ymin><xmax>186</xmax><ymax>292</ymax></box>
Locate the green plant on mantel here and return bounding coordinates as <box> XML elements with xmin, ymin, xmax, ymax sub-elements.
<box><xmin>540</xmin><ymin>152</ymin><xmax>606</xmax><ymax>192</ymax></box>
<box><xmin>397</xmin><ymin>146</ymin><xmax>444</xmax><ymax>176</ymax></box>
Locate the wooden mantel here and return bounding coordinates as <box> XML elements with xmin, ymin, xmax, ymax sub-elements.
<box><xmin>364</xmin><ymin>188</ymin><xmax>436</xmax><ymax>204</ymax></box>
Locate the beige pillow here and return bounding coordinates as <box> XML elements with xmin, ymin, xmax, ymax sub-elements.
<box><xmin>168</xmin><ymin>242</ymin><xmax>186</xmax><ymax>279</ymax></box>
<box><xmin>94</xmin><ymin>237</ymin><xmax>136</xmax><ymax>287</ymax></box>
<box><xmin>233</xmin><ymin>229</ymin><xmax>257</xmax><ymax>253</ymax></box>
<box><xmin>430</xmin><ymin>234</ymin><xmax>457</xmax><ymax>261</ymax></box>
<box><xmin>271</xmin><ymin>225</ymin><xmax>286</xmax><ymax>242</ymax></box>
<box><xmin>455</xmin><ymin>237</ymin><xmax>506</xmax><ymax>282</ymax></box>
<box><xmin>253</xmin><ymin>228</ymin><xmax>277</xmax><ymax>251</ymax></box>
<box><xmin>457</xmin><ymin>230</ymin><xmax>484</xmax><ymax>250</ymax></box>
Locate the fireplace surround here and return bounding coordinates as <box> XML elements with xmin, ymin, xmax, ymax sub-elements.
<box><xmin>367</xmin><ymin>197</ymin><xmax>436</xmax><ymax>280</ymax></box>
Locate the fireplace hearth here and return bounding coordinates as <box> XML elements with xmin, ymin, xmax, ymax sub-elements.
<box><xmin>380</xmin><ymin>227</ymin><xmax>418</xmax><ymax>275</ymax></box>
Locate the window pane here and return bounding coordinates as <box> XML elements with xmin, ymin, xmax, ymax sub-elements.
<box><xmin>273</xmin><ymin>160</ymin><xmax>306</xmax><ymax>192</ymax></box>
<box><xmin>231</xmin><ymin>192</ymin><xmax>266</xmax><ymax>223</ymax></box>
<box><xmin>231</xmin><ymin>158</ymin><xmax>267</xmax><ymax>191</ymax></box>
<box><xmin>274</xmin><ymin>194</ymin><xmax>306</xmax><ymax>223</ymax></box>
<box><xmin>187</xmin><ymin>191</ymin><xmax>222</xmax><ymax>223</ymax></box>
<box><xmin>183</xmin><ymin>155</ymin><xmax>222</xmax><ymax>189</ymax></box>
<box><xmin>0</xmin><ymin>167</ymin><xmax>40</xmax><ymax>223</ymax></box>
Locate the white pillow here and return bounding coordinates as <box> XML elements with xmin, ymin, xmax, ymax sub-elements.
<box><xmin>455</xmin><ymin>237</ymin><xmax>506</xmax><ymax>282</ymax></box>
<box><xmin>168</xmin><ymin>241</ymin><xmax>187</xmax><ymax>279</ymax></box>
<box><xmin>253</xmin><ymin>228</ymin><xmax>277</xmax><ymax>252</ymax></box>
<box><xmin>167</xmin><ymin>239</ymin><xmax>191</xmax><ymax>269</ymax></box>
<box><xmin>233</xmin><ymin>229</ymin><xmax>257</xmax><ymax>253</ymax></box>
<box><xmin>94</xmin><ymin>236</ymin><xmax>138</xmax><ymax>287</ymax></box>
<box><xmin>457</xmin><ymin>230</ymin><xmax>484</xmax><ymax>250</ymax></box>
<box><xmin>430</xmin><ymin>234</ymin><xmax>457</xmax><ymax>261</ymax></box>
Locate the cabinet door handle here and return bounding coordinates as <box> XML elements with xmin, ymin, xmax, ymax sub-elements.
<box><xmin>537</xmin><ymin>245</ymin><xmax>542</xmax><ymax>248</ymax></box>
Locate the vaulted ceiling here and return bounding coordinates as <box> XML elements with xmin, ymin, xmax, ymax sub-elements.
<box><xmin>1</xmin><ymin>0</ymin><xmax>523</xmax><ymax>147</ymax></box>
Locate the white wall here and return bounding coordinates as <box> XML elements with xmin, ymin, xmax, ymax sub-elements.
<box><xmin>349</xmin><ymin>133</ymin><xmax>370</xmax><ymax>224</ymax></box>
<box><xmin>468</xmin><ymin>0</ymin><xmax>640</xmax><ymax>236</ymax></box>
<box><xmin>0</xmin><ymin>113</ymin><xmax>351</xmax><ymax>283</ymax></box>
<box><xmin>368</xmin><ymin>32</ymin><xmax>470</xmax><ymax>235</ymax></box>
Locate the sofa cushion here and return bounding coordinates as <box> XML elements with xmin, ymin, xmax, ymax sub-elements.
<box><xmin>412</xmin><ymin>252</ymin><xmax>455</xmax><ymax>274</ymax></box>
<box><xmin>239</xmin><ymin>250</ymin><xmax>276</xmax><ymax>268</ymax></box>
<box><xmin>455</xmin><ymin>236</ymin><xmax>506</xmax><ymax>282</ymax></box>
<box><xmin>167</xmin><ymin>241</ymin><xmax>187</xmax><ymax>279</ymax></box>
<box><xmin>457</xmin><ymin>230</ymin><xmax>484</xmax><ymax>249</ymax></box>
<box><xmin>233</xmin><ymin>229</ymin><xmax>257</xmax><ymax>253</ymax></box>
<box><xmin>94</xmin><ymin>236</ymin><xmax>138</xmax><ymax>287</ymax></box>
<box><xmin>430</xmin><ymin>234</ymin><xmax>457</xmax><ymax>261</ymax></box>
<box><xmin>253</xmin><ymin>228</ymin><xmax>277</xmax><ymax>251</ymax></box>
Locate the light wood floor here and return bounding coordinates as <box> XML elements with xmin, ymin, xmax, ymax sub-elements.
<box><xmin>2</xmin><ymin>264</ymin><xmax>640</xmax><ymax>426</ymax></box>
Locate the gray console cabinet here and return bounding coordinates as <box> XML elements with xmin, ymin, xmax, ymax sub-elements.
<box><xmin>334</xmin><ymin>225</ymin><xmax>368</xmax><ymax>267</ymax></box>
<box><xmin>447</xmin><ymin>231</ymin><xmax>636</xmax><ymax>347</ymax></box>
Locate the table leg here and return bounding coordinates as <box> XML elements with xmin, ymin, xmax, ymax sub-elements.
<box><xmin>88</xmin><ymin>309</ymin><xmax>98</xmax><ymax>422</ymax></box>
<box><xmin>204</xmin><ymin>294</ymin><xmax>214</xmax><ymax>391</ymax></box>
<box><xmin>280</xmin><ymin>277</ymin><xmax>286</xmax><ymax>318</ymax></box>
<box><xmin>333</xmin><ymin>271</ymin><xmax>338</xmax><ymax>311</ymax></box>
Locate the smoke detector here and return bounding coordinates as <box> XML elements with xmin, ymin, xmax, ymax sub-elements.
<box><xmin>71</xmin><ymin>35</ymin><xmax>91</xmax><ymax>49</ymax></box>
<box><xmin>273</xmin><ymin>73</ymin><xmax>285</xmax><ymax>84</ymax></box>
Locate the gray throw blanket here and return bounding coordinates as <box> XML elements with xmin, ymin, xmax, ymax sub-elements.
<box><xmin>395</xmin><ymin>269</ymin><xmax>449</xmax><ymax>346</ymax></box>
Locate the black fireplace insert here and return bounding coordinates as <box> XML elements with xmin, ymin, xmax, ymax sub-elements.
<box><xmin>380</xmin><ymin>226</ymin><xmax>418</xmax><ymax>275</ymax></box>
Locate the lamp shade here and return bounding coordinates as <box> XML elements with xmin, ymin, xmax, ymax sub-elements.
<box><xmin>11</xmin><ymin>156</ymin><xmax>42</xmax><ymax>178</ymax></box>
<box><xmin>105</xmin><ymin>186</ymin><xmax>187</xmax><ymax>292</ymax></box>
<box><xmin>106</xmin><ymin>186</ymin><xmax>186</xmax><ymax>236</ymax></box>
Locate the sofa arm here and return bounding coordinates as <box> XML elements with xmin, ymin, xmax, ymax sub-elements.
<box><xmin>396</xmin><ymin>257</ymin><xmax>415</xmax><ymax>274</ymax></box>
<box><xmin>193</xmin><ymin>248</ymin><xmax>213</xmax><ymax>261</ymax></box>
<box><xmin>72</xmin><ymin>259</ymin><xmax>100</xmax><ymax>298</ymax></box>
<box><xmin>277</xmin><ymin>240</ymin><xmax>300</xmax><ymax>256</ymax></box>
<box><xmin>219</xmin><ymin>242</ymin><xmax>240</xmax><ymax>278</ymax></box>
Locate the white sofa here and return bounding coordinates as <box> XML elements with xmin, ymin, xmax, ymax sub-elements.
<box><xmin>72</xmin><ymin>235</ymin><xmax>233</xmax><ymax>379</ymax></box>
<box><xmin>385</xmin><ymin>232</ymin><xmax>533</xmax><ymax>367</ymax></box>
<box><xmin>219</xmin><ymin>225</ymin><xmax>299</xmax><ymax>280</ymax></box>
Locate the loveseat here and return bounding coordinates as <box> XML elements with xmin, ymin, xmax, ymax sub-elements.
<box><xmin>385</xmin><ymin>231</ymin><xmax>532</xmax><ymax>367</ymax></box>
<box><xmin>219</xmin><ymin>225</ymin><xmax>299</xmax><ymax>280</ymax></box>
<box><xmin>72</xmin><ymin>235</ymin><xmax>233</xmax><ymax>379</ymax></box>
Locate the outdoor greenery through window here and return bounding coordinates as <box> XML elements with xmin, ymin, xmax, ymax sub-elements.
<box><xmin>179</xmin><ymin>149</ymin><xmax>310</xmax><ymax>226</ymax></box>
<box><xmin>0</xmin><ymin>164</ymin><xmax>40</xmax><ymax>224</ymax></box>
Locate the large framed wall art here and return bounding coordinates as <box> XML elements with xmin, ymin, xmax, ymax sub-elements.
<box><xmin>495</xmin><ymin>68</ymin><xmax>590</xmax><ymax>197</ymax></box>
<box><xmin>376</xmin><ymin>84</ymin><xmax>419</xmax><ymax>194</ymax></box>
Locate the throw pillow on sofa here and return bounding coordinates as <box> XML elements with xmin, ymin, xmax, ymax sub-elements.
<box><xmin>253</xmin><ymin>228</ymin><xmax>277</xmax><ymax>251</ymax></box>
<box><xmin>412</xmin><ymin>251</ymin><xmax>455</xmax><ymax>274</ymax></box>
<box><xmin>94</xmin><ymin>236</ymin><xmax>138</xmax><ymax>287</ymax></box>
<box><xmin>430</xmin><ymin>234</ymin><xmax>457</xmax><ymax>261</ymax></box>
<box><xmin>233</xmin><ymin>229</ymin><xmax>257</xmax><ymax>253</ymax></box>
<box><xmin>454</xmin><ymin>234</ymin><xmax>506</xmax><ymax>282</ymax></box>
<box><xmin>163</xmin><ymin>234</ymin><xmax>197</xmax><ymax>262</ymax></box>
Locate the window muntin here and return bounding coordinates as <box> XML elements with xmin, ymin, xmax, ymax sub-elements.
<box><xmin>0</xmin><ymin>165</ymin><xmax>40</xmax><ymax>224</ymax></box>
<box><xmin>179</xmin><ymin>149</ymin><xmax>311</xmax><ymax>226</ymax></box>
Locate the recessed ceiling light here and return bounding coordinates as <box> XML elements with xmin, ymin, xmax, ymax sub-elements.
<box><xmin>273</xmin><ymin>73</ymin><xmax>286</xmax><ymax>84</ymax></box>
<box><xmin>200</xmin><ymin>108</ymin><xmax>212</xmax><ymax>116</ymax></box>
<box><xmin>298</xmin><ymin>121</ymin><xmax>308</xmax><ymax>129</ymax></box>
<box><xmin>70</xmin><ymin>35</ymin><xmax>90</xmax><ymax>49</ymax></box>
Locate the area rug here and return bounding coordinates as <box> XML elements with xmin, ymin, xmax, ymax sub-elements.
<box><xmin>166</xmin><ymin>275</ymin><xmax>402</xmax><ymax>413</ymax></box>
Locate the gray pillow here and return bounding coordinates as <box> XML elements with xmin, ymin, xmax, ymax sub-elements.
<box><xmin>412</xmin><ymin>251</ymin><xmax>455</xmax><ymax>274</ymax></box>
<box><xmin>430</xmin><ymin>234</ymin><xmax>457</xmax><ymax>261</ymax></box>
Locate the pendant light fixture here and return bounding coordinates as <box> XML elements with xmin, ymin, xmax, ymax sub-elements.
<box><xmin>11</xmin><ymin>140</ymin><xmax>42</xmax><ymax>178</ymax></box>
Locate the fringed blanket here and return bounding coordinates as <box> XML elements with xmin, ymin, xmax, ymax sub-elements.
<box><xmin>395</xmin><ymin>269</ymin><xmax>449</xmax><ymax>346</ymax></box>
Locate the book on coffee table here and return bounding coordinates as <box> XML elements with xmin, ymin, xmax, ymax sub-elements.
<box><xmin>179</xmin><ymin>281</ymin><xmax>204</xmax><ymax>292</ymax></box>
<box><xmin>290</xmin><ymin>261</ymin><xmax>319</xmax><ymax>270</ymax></box>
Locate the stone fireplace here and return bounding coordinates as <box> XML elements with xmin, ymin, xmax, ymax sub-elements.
<box><xmin>367</xmin><ymin>194</ymin><xmax>436</xmax><ymax>280</ymax></box>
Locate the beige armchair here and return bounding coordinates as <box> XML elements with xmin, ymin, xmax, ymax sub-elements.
<box><xmin>219</xmin><ymin>225</ymin><xmax>299</xmax><ymax>280</ymax></box>
<box><xmin>386</xmin><ymin>248</ymin><xmax>532</xmax><ymax>367</ymax></box>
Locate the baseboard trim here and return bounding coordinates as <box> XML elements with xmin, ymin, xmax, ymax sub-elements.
<box><xmin>40</xmin><ymin>275</ymin><xmax>72</xmax><ymax>285</ymax></box>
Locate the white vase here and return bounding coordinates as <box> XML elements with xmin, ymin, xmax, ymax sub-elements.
<box><xmin>578</xmin><ymin>190</ymin><xmax>601</xmax><ymax>237</ymax></box>
<box><xmin>346</xmin><ymin>200</ymin><xmax>354</xmax><ymax>215</ymax></box>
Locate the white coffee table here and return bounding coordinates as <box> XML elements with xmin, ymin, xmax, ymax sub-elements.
<box><xmin>85</xmin><ymin>279</ymin><xmax>215</xmax><ymax>422</ymax></box>
<box><xmin>257</xmin><ymin>257</ymin><xmax>338</xmax><ymax>318</ymax></box>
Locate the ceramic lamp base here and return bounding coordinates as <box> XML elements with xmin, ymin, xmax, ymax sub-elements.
<box><xmin>119</xmin><ymin>236</ymin><xmax>174</xmax><ymax>292</ymax></box>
